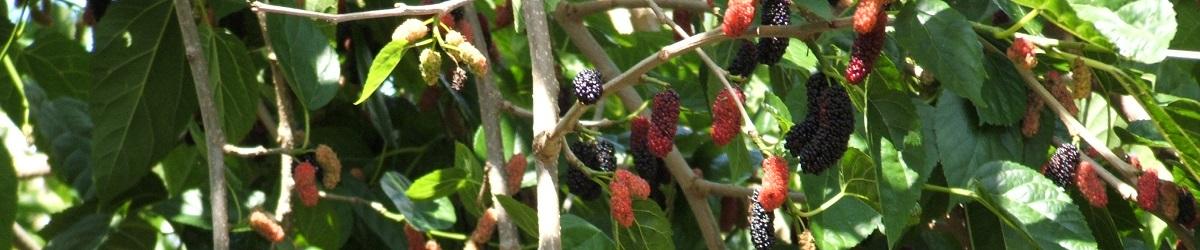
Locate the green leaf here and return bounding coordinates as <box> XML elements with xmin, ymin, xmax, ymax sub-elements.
<box><xmin>405</xmin><ymin>168</ymin><xmax>467</xmax><ymax>201</ymax></box>
<box><xmin>159</xmin><ymin>145</ymin><xmax>205</xmax><ymax>197</ymax></box>
<box><xmin>0</xmin><ymin>142</ymin><xmax>14</xmax><ymax>249</ymax></box>
<box><xmin>1118</xmin><ymin>78</ymin><xmax>1200</xmax><ymax>178</ymax></box>
<box><xmin>20</xmin><ymin>30</ymin><xmax>91</xmax><ymax>100</ymax></box>
<box><xmin>379</xmin><ymin>172</ymin><xmax>457</xmax><ymax>230</ymax></box>
<box><xmin>44</xmin><ymin>214</ymin><xmax>110</xmax><ymax>250</ymax></box>
<box><xmin>496</xmin><ymin>195</ymin><xmax>538</xmax><ymax>237</ymax></box>
<box><xmin>974</xmin><ymin>50</ymin><xmax>1027</xmax><ymax>126</ymax></box>
<box><xmin>935</xmin><ymin>91</ymin><xmax>1023</xmax><ymax>188</ymax></box>
<box><xmin>356</xmin><ymin>40</ymin><xmax>408</xmax><ymax>104</ymax></box>
<box><xmin>202</xmin><ymin>28</ymin><xmax>261</xmax><ymax>142</ymax></box>
<box><xmin>24</xmin><ymin>84</ymin><xmax>93</xmax><ymax>195</ymax></box>
<box><xmin>726</xmin><ymin>133</ymin><xmax>752</xmax><ymax>182</ymax></box>
<box><xmin>811</xmin><ymin>196</ymin><xmax>882</xmax><ymax>250</ymax></box>
<box><xmin>1067</xmin><ymin>0</ymin><xmax>1176</xmax><ymax>63</ymax></box>
<box><xmin>454</xmin><ymin>142</ymin><xmax>482</xmax><ymax>184</ymax></box>
<box><xmin>562</xmin><ymin>214</ymin><xmax>617</xmax><ymax>249</ymax></box>
<box><xmin>89</xmin><ymin>0</ymin><xmax>197</xmax><ymax>204</ymax></box>
<box><xmin>1008</xmin><ymin>0</ymin><xmax>1110</xmax><ymax>49</ymax></box>
<box><xmin>616</xmin><ymin>200</ymin><xmax>675</xmax><ymax>250</ymax></box>
<box><xmin>971</xmin><ymin>161</ymin><xmax>1097</xmax><ymax>250</ymax></box>
<box><xmin>266</xmin><ymin>0</ymin><xmax>340</xmax><ymax>110</ymax></box>
<box><xmin>292</xmin><ymin>194</ymin><xmax>353</xmax><ymax>248</ymax></box>
<box><xmin>1171</xmin><ymin>0</ymin><xmax>1200</xmax><ymax>50</ymax></box>
<box><xmin>876</xmin><ymin>137</ymin><xmax>932</xmax><ymax>248</ymax></box>
<box><xmin>895</xmin><ymin>0</ymin><xmax>986</xmax><ymax>105</ymax></box>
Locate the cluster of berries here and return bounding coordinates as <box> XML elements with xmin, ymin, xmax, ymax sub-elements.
<box><xmin>565</xmin><ymin>139</ymin><xmax>617</xmax><ymax>200</ymax></box>
<box><xmin>1137</xmin><ymin>169</ymin><xmax>1198</xmax><ymax>228</ymax></box>
<box><xmin>610</xmin><ymin>169</ymin><xmax>652</xmax><ymax>227</ymax></box>
<box><xmin>722</xmin><ymin>0</ymin><xmax>791</xmax><ymax>77</ymax></box>
<box><xmin>1041</xmin><ymin>144</ymin><xmax>1108</xmax><ymax>207</ymax></box>
<box><xmin>845</xmin><ymin>0</ymin><xmax>889</xmax><ymax>84</ymax></box>
<box><xmin>784</xmin><ymin>73</ymin><xmax>855</xmax><ymax>173</ymax></box>
<box><xmin>291</xmin><ymin>145</ymin><xmax>344</xmax><ymax>208</ymax></box>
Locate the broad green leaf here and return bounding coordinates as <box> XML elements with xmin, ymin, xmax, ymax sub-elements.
<box><xmin>158</xmin><ymin>146</ymin><xmax>204</xmax><ymax>197</ymax></box>
<box><xmin>1170</xmin><ymin>0</ymin><xmax>1199</xmax><ymax>50</ymax></box>
<box><xmin>562</xmin><ymin>214</ymin><xmax>616</xmax><ymax>249</ymax></box>
<box><xmin>1008</xmin><ymin>0</ymin><xmax>1110</xmax><ymax>48</ymax></box>
<box><xmin>496</xmin><ymin>195</ymin><xmax>538</xmax><ymax>237</ymax></box>
<box><xmin>292</xmin><ymin>194</ymin><xmax>353</xmax><ymax>248</ymax></box>
<box><xmin>866</xmin><ymin>72</ymin><xmax>938</xmax><ymax>248</ymax></box>
<box><xmin>267</xmin><ymin>0</ymin><xmax>340</xmax><ymax>110</ymax></box>
<box><xmin>811</xmin><ymin>197</ymin><xmax>882</xmax><ymax>250</ymax></box>
<box><xmin>44</xmin><ymin>214</ymin><xmax>110</xmax><ymax>250</ymax></box>
<box><xmin>876</xmin><ymin>137</ymin><xmax>930</xmax><ymax>248</ymax></box>
<box><xmin>1117</xmin><ymin>76</ymin><xmax>1200</xmax><ymax>177</ymax></box>
<box><xmin>895</xmin><ymin>0</ymin><xmax>986</xmax><ymax>105</ymax></box>
<box><xmin>454</xmin><ymin>142</ymin><xmax>482</xmax><ymax>184</ymax></box>
<box><xmin>356</xmin><ymin>40</ymin><xmax>408</xmax><ymax>104</ymax></box>
<box><xmin>974</xmin><ymin>50</ymin><xmax>1027</xmax><ymax>126</ymax></box>
<box><xmin>339</xmin><ymin>177</ymin><xmax>407</xmax><ymax>249</ymax></box>
<box><xmin>405</xmin><ymin>168</ymin><xmax>467</xmax><ymax>201</ymax></box>
<box><xmin>971</xmin><ymin>161</ymin><xmax>1097</xmax><ymax>250</ymax></box>
<box><xmin>202</xmin><ymin>28</ymin><xmax>261</xmax><ymax>142</ymax></box>
<box><xmin>89</xmin><ymin>0</ymin><xmax>197</xmax><ymax>204</ymax></box>
<box><xmin>726</xmin><ymin>133</ymin><xmax>751</xmax><ymax>182</ymax></box>
<box><xmin>20</xmin><ymin>30</ymin><xmax>90</xmax><ymax>100</ymax></box>
<box><xmin>935</xmin><ymin>91</ymin><xmax>1023</xmax><ymax>188</ymax></box>
<box><xmin>98</xmin><ymin>215</ymin><xmax>158</xmax><ymax>249</ymax></box>
<box><xmin>616</xmin><ymin>200</ymin><xmax>674</xmax><ymax>250</ymax></box>
<box><xmin>25</xmin><ymin>83</ymin><xmax>93</xmax><ymax>195</ymax></box>
<box><xmin>1074</xmin><ymin>192</ymin><xmax>1123</xmax><ymax>250</ymax></box>
<box><xmin>379</xmin><ymin>172</ymin><xmax>457</xmax><ymax>231</ymax></box>
<box><xmin>841</xmin><ymin>149</ymin><xmax>878</xmax><ymax>202</ymax></box>
<box><xmin>0</xmin><ymin>21</ymin><xmax>20</xmax><ymax>125</ymax></box>
<box><xmin>1068</xmin><ymin>0</ymin><xmax>1176</xmax><ymax>63</ymax></box>
<box><xmin>0</xmin><ymin>142</ymin><xmax>13</xmax><ymax>249</ymax></box>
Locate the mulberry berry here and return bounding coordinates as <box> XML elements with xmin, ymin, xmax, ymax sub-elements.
<box><xmin>573</xmin><ymin>69</ymin><xmax>603</xmax><ymax>105</ymax></box>
<box><xmin>1047</xmin><ymin>72</ymin><xmax>1079</xmax><ymax>116</ymax></box>
<box><xmin>759</xmin><ymin>156</ymin><xmax>789</xmax><ymax>211</ymax></box>
<box><xmin>419</xmin><ymin>48</ymin><xmax>442</xmax><ymax>86</ymax></box>
<box><xmin>852</xmin><ymin>0</ymin><xmax>888</xmax><ymax>34</ymax></box>
<box><xmin>494</xmin><ymin>0</ymin><xmax>513</xmax><ymax>29</ymax></box>
<box><xmin>712</xmin><ymin>88</ymin><xmax>746</xmax><ymax>146</ymax></box>
<box><xmin>649</xmin><ymin>90</ymin><xmax>680</xmax><ymax>157</ymax></box>
<box><xmin>1074</xmin><ymin>161</ymin><xmax>1107</xmax><ymax>208</ymax></box>
<box><xmin>727</xmin><ymin>41</ymin><xmax>759</xmax><ymax>77</ymax></box>
<box><xmin>673</xmin><ymin>10</ymin><xmax>695</xmax><ymax>41</ymax></box>
<box><xmin>393</xmin><ymin>18</ymin><xmax>429</xmax><ymax>43</ymax></box>
<box><xmin>405</xmin><ymin>224</ymin><xmax>428</xmax><ymax>250</ymax></box>
<box><xmin>1022</xmin><ymin>90</ymin><xmax>1045</xmax><ymax>138</ymax></box>
<box><xmin>506</xmin><ymin>153</ymin><xmax>527</xmax><ymax>193</ymax></box>
<box><xmin>595</xmin><ymin>139</ymin><xmax>617</xmax><ymax>172</ymax></box>
<box><xmin>469</xmin><ymin>208</ymin><xmax>498</xmax><ymax>244</ymax></box>
<box><xmin>1043</xmin><ymin>144</ymin><xmax>1080</xmax><ymax>188</ymax></box>
<box><xmin>249</xmin><ymin>210</ymin><xmax>285</xmax><ymax>243</ymax></box>
<box><xmin>1178</xmin><ymin>188</ymin><xmax>1197</xmax><ymax>228</ymax></box>
<box><xmin>759</xmin><ymin>0</ymin><xmax>790</xmax><ymax>26</ymax></box>
<box><xmin>565</xmin><ymin>165</ymin><xmax>600</xmax><ymax>200</ymax></box>
<box><xmin>316</xmin><ymin>145</ymin><xmax>342</xmax><ymax>189</ymax></box>
<box><xmin>1163</xmin><ymin>183</ymin><xmax>1181</xmax><ymax>220</ymax></box>
<box><xmin>719</xmin><ymin>197</ymin><xmax>748</xmax><ymax>232</ymax></box>
<box><xmin>748</xmin><ymin>190</ymin><xmax>776</xmax><ymax>250</ymax></box>
<box><xmin>631</xmin><ymin>117</ymin><xmax>670</xmax><ymax>186</ymax></box>
<box><xmin>610</xmin><ymin>181</ymin><xmax>635</xmax><ymax>227</ymax></box>
<box><xmin>845</xmin><ymin>10</ymin><xmax>886</xmax><ymax>85</ymax></box>
<box><xmin>722</xmin><ymin>0</ymin><xmax>757</xmax><ymax>37</ymax></box>
<box><xmin>797</xmin><ymin>83</ymin><xmax>854</xmax><ymax>174</ymax></box>
<box><xmin>1007</xmin><ymin>37</ymin><xmax>1037</xmax><ymax>70</ymax></box>
<box><xmin>757</xmin><ymin>38</ymin><xmax>789</xmax><ymax>65</ymax></box>
<box><xmin>1137</xmin><ymin>170</ymin><xmax>1161</xmax><ymax>211</ymax></box>
<box><xmin>293</xmin><ymin>161</ymin><xmax>320</xmax><ymax>207</ymax></box>
<box><xmin>616</xmin><ymin>169</ymin><xmax>651</xmax><ymax>199</ymax></box>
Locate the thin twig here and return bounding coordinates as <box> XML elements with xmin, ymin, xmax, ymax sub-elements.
<box><xmin>253</xmin><ymin>8</ymin><xmax>299</xmax><ymax>223</ymax></box>
<box><xmin>557</xmin><ymin>0</ymin><xmax>707</xmax><ymax>18</ymax></box>
<box><xmin>499</xmin><ymin>100</ymin><xmax>624</xmax><ymax>128</ymax></box>
<box><xmin>12</xmin><ymin>223</ymin><xmax>38</xmax><ymax>250</ymax></box>
<box><xmin>173</xmin><ymin>0</ymin><xmax>230</xmax><ymax>247</ymax></box>
<box><xmin>696</xmin><ymin>179</ymin><xmax>805</xmax><ymax>201</ymax></box>
<box><xmin>249</xmin><ymin>0</ymin><xmax>470</xmax><ymax>24</ymax></box>
<box><xmin>223</xmin><ymin>144</ymin><xmax>308</xmax><ymax>157</ymax></box>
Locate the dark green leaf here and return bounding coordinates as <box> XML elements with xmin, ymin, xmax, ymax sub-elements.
<box><xmin>202</xmin><ymin>28</ymin><xmax>261</xmax><ymax>142</ymax></box>
<box><xmin>895</xmin><ymin>0</ymin><xmax>986</xmax><ymax>105</ymax></box>
<box><xmin>0</xmin><ymin>142</ymin><xmax>13</xmax><ymax>249</ymax></box>
<box><xmin>811</xmin><ymin>196</ymin><xmax>882</xmax><ymax>249</ymax></box>
<box><xmin>20</xmin><ymin>30</ymin><xmax>90</xmax><ymax>100</ymax></box>
<box><xmin>159</xmin><ymin>145</ymin><xmax>205</xmax><ymax>197</ymax></box>
<box><xmin>356</xmin><ymin>40</ymin><xmax>408</xmax><ymax>104</ymax></box>
<box><xmin>562</xmin><ymin>214</ymin><xmax>616</xmax><ymax>249</ymax></box>
<box><xmin>1171</xmin><ymin>0</ymin><xmax>1200</xmax><ymax>50</ymax></box>
<box><xmin>974</xmin><ymin>50</ymin><xmax>1027</xmax><ymax>126</ymax></box>
<box><xmin>1067</xmin><ymin>0</ymin><xmax>1176</xmax><ymax>63</ymax></box>
<box><xmin>726</xmin><ymin>132</ymin><xmax>751</xmax><ymax>182</ymax></box>
<box><xmin>292</xmin><ymin>194</ymin><xmax>353</xmax><ymax>248</ymax></box>
<box><xmin>496</xmin><ymin>195</ymin><xmax>538</xmax><ymax>237</ymax></box>
<box><xmin>379</xmin><ymin>172</ymin><xmax>457</xmax><ymax>230</ymax></box>
<box><xmin>99</xmin><ymin>215</ymin><xmax>158</xmax><ymax>249</ymax></box>
<box><xmin>25</xmin><ymin>83</ymin><xmax>93</xmax><ymax>195</ymax></box>
<box><xmin>405</xmin><ymin>168</ymin><xmax>467</xmax><ymax>201</ymax></box>
<box><xmin>616</xmin><ymin>200</ymin><xmax>674</xmax><ymax>250</ymax></box>
<box><xmin>971</xmin><ymin>161</ymin><xmax>1097</xmax><ymax>249</ymax></box>
<box><xmin>44</xmin><ymin>214</ymin><xmax>110</xmax><ymax>250</ymax></box>
<box><xmin>454</xmin><ymin>142</ymin><xmax>482</xmax><ymax>184</ymax></box>
<box><xmin>935</xmin><ymin>91</ymin><xmax>1023</xmax><ymax>188</ymax></box>
<box><xmin>89</xmin><ymin>0</ymin><xmax>197</xmax><ymax>204</ymax></box>
<box><xmin>267</xmin><ymin>0</ymin><xmax>340</xmax><ymax>110</ymax></box>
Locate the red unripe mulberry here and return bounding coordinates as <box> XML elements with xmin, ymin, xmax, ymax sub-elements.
<box><xmin>1074</xmin><ymin>161</ymin><xmax>1107</xmax><ymax>207</ymax></box>
<box><xmin>711</xmin><ymin>88</ymin><xmax>746</xmax><ymax>146</ymax></box>
<box><xmin>649</xmin><ymin>90</ymin><xmax>680</xmax><ymax>157</ymax></box>
<box><xmin>249</xmin><ymin>210</ymin><xmax>285</xmax><ymax>243</ymax></box>
<box><xmin>294</xmin><ymin>161</ymin><xmax>320</xmax><ymax>207</ymax></box>
<box><xmin>722</xmin><ymin>0</ymin><xmax>757</xmax><ymax>37</ymax></box>
<box><xmin>405</xmin><ymin>225</ymin><xmax>428</xmax><ymax>250</ymax></box>
<box><xmin>852</xmin><ymin>0</ymin><xmax>888</xmax><ymax>34</ymax></box>
<box><xmin>469</xmin><ymin>208</ymin><xmax>498</xmax><ymax>244</ymax></box>
<box><xmin>610</xmin><ymin>182</ymin><xmax>635</xmax><ymax>227</ymax></box>
<box><xmin>1138</xmin><ymin>170</ymin><xmax>1161</xmax><ymax>211</ymax></box>
<box><xmin>758</xmin><ymin>156</ymin><xmax>789</xmax><ymax>211</ymax></box>
<box><xmin>845</xmin><ymin>10</ymin><xmax>886</xmax><ymax>85</ymax></box>
<box><xmin>616</xmin><ymin>169</ymin><xmax>651</xmax><ymax>199</ymax></box>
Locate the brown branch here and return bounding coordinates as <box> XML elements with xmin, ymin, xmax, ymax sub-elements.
<box><xmin>253</xmin><ymin>9</ymin><xmax>299</xmax><ymax>223</ymax></box>
<box><xmin>697</xmin><ymin>179</ymin><xmax>806</xmax><ymax>201</ymax></box>
<box><xmin>223</xmin><ymin>144</ymin><xmax>307</xmax><ymax>157</ymax></box>
<box><xmin>557</xmin><ymin>0</ymin><xmax>707</xmax><ymax>19</ymax></box>
<box><xmin>173</xmin><ymin>1</ymin><xmax>230</xmax><ymax>248</ymax></box>
<box><xmin>500</xmin><ymin>100</ymin><xmax>624</xmax><ymax>128</ymax></box>
<box><xmin>524</xmin><ymin>0</ymin><xmax>563</xmax><ymax>246</ymax></box>
<box><xmin>249</xmin><ymin>0</ymin><xmax>470</xmax><ymax>24</ymax></box>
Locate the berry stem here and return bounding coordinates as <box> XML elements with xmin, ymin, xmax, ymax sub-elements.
<box><xmin>997</xmin><ymin>8</ymin><xmax>1038</xmax><ymax>38</ymax></box>
<box><xmin>795</xmin><ymin>190</ymin><xmax>846</xmax><ymax>217</ymax></box>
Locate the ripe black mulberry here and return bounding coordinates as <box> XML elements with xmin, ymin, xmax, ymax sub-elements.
<box><xmin>573</xmin><ymin>69</ymin><xmax>603</xmax><ymax>105</ymax></box>
<box><xmin>749</xmin><ymin>190</ymin><xmax>775</xmax><ymax>250</ymax></box>
<box><xmin>1042</xmin><ymin>144</ymin><xmax>1081</xmax><ymax>188</ymax></box>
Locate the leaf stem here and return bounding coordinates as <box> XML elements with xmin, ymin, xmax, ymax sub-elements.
<box><xmin>796</xmin><ymin>191</ymin><xmax>845</xmax><ymax>217</ymax></box>
<box><xmin>998</xmin><ymin>8</ymin><xmax>1038</xmax><ymax>38</ymax></box>
<box><xmin>921</xmin><ymin>184</ymin><xmax>977</xmax><ymax>199</ymax></box>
